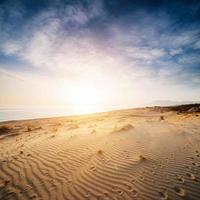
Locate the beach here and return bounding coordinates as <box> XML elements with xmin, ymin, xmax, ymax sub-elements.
<box><xmin>0</xmin><ymin>106</ymin><xmax>200</xmax><ymax>200</ymax></box>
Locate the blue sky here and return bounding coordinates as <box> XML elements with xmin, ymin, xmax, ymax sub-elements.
<box><xmin>0</xmin><ymin>0</ymin><xmax>200</xmax><ymax>110</ymax></box>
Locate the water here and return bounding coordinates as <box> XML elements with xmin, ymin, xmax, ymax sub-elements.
<box><xmin>0</xmin><ymin>105</ymin><xmax>121</xmax><ymax>122</ymax></box>
<box><xmin>0</xmin><ymin>106</ymin><xmax>72</xmax><ymax>122</ymax></box>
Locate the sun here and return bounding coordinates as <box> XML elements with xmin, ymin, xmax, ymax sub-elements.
<box><xmin>70</xmin><ymin>85</ymin><xmax>99</xmax><ymax>105</ymax></box>
<box><xmin>67</xmin><ymin>84</ymin><xmax>103</xmax><ymax>114</ymax></box>
<box><xmin>58</xmin><ymin>82</ymin><xmax>106</xmax><ymax>114</ymax></box>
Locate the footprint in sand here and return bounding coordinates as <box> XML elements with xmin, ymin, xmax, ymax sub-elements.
<box><xmin>185</xmin><ymin>165</ymin><xmax>192</xmax><ymax>170</ymax></box>
<box><xmin>96</xmin><ymin>195</ymin><xmax>103</xmax><ymax>200</ymax></box>
<box><xmin>195</xmin><ymin>151</ymin><xmax>200</xmax><ymax>157</ymax></box>
<box><xmin>66</xmin><ymin>179</ymin><xmax>73</xmax><ymax>186</ymax></box>
<box><xmin>90</xmin><ymin>165</ymin><xmax>96</xmax><ymax>171</ymax></box>
<box><xmin>142</xmin><ymin>170</ymin><xmax>146</xmax><ymax>174</ymax></box>
<box><xmin>97</xmin><ymin>192</ymin><xmax>110</xmax><ymax>200</ymax></box>
<box><xmin>158</xmin><ymin>190</ymin><xmax>168</xmax><ymax>200</ymax></box>
<box><xmin>174</xmin><ymin>186</ymin><xmax>186</xmax><ymax>197</ymax></box>
<box><xmin>85</xmin><ymin>191</ymin><xmax>91</xmax><ymax>198</ymax></box>
<box><xmin>124</xmin><ymin>183</ymin><xmax>134</xmax><ymax>191</ymax></box>
<box><xmin>186</xmin><ymin>172</ymin><xmax>196</xmax><ymax>180</ymax></box>
<box><xmin>116</xmin><ymin>189</ymin><xmax>123</xmax><ymax>195</ymax></box>
<box><xmin>191</xmin><ymin>162</ymin><xmax>199</xmax><ymax>167</ymax></box>
<box><xmin>130</xmin><ymin>189</ymin><xmax>138</xmax><ymax>197</ymax></box>
<box><xmin>111</xmin><ymin>186</ymin><xmax>123</xmax><ymax>196</ymax></box>
<box><xmin>3</xmin><ymin>179</ymin><xmax>10</xmax><ymax>187</ymax></box>
<box><xmin>30</xmin><ymin>194</ymin><xmax>37</xmax><ymax>199</ymax></box>
<box><xmin>102</xmin><ymin>192</ymin><xmax>110</xmax><ymax>199</ymax></box>
<box><xmin>5</xmin><ymin>188</ymin><xmax>15</xmax><ymax>197</ymax></box>
<box><xmin>0</xmin><ymin>182</ymin><xmax>4</xmax><ymax>189</ymax></box>
<box><xmin>150</xmin><ymin>170</ymin><xmax>156</xmax><ymax>175</ymax></box>
<box><xmin>130</xmin><ymin>178</ymin><xmax>136</xmax><ymax>183</ymax></box>
<box><xmin>176</xmin><ymin>175</ymin><xmax>185</xmax><ymax>184</ymax></box>
<box><xmin>111</xmin><ymin>186</ymin><xmax>118</xmax><ymax>192</ymax></box>
<box><xmin>139</xmin><ymin>175</ymin><xmax>144</xmax><ymax>180</ymax></box>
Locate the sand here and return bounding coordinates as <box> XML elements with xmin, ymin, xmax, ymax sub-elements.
<box><xmin>0</xmin><ymin>107</ymin><xmax>200</xmax><ymax>200</ymax></box>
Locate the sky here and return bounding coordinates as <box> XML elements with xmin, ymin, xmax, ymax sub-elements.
<box><xmin>0</xmin><ymin>0</ymin><xmax>200</xmax><ymax>113</ymax></box>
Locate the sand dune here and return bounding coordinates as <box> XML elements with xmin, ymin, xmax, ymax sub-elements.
<box><xmin>0</xmin><ymin>107</ymin><xmax>200</xmax><ymax>200</ymax></box>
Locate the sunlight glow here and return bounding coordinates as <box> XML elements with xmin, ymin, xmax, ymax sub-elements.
<box><xmin>67</xmin><ymin>84</ymin><xmax>103</xmax><ymax>114</ymax></box>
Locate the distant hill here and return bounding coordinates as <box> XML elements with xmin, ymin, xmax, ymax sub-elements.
<box><xmin>151</xmin><ymin>103</ymin><xmax>200</xmax><ymax>113</ymax></box>
<box><xmin>148</xmin><ymin>100</ymin><xmax>200</xmax><ymax>107</ymax></box>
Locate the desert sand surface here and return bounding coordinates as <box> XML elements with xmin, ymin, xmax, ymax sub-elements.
<box><xmin>0</xmin><ymin>105</ymin><xmax>200</xmax><ymax>200</ymax></box>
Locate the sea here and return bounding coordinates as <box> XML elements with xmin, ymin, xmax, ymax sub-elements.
<box><xmin>0</xmin><ymin>105</ymin><xmax>122</xmax><ymax>122</ymax></box>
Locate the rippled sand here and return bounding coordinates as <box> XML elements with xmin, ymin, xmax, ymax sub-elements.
<box><xmin>0</xmin><ymin>107</ymin><xmax>200</xmax><ymax>200</ymax></box>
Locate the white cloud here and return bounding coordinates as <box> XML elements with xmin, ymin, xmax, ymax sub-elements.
<box><xmin>160</xmin><ymin>30</ymin><xmax>199</xmax><ymax>48</ymax></box>
<box><xmin>192</xmin><ymin>75</ymin><xmax>200</xmax><ymax>83</ymax></box>
<box><xmin>64</xmin><ymin>5</ymin><xmax>89</xmax><ymax>25</ymax></box>
<box><xmin>125</xmin><ymin>46</ymin><xmax>166</xmax><ymax>62</ymax></box>
<box><xmin>178</xmin><ymin>53</ymin><xmax>200</xmax><ymax>64</ymax></box>
<box><xmin>62</xmin><ymin>0</ymin><xmax>105</xmax><ymax>25</ymax></box>
<box><xmin>2</xmin><ymin>42</ymin><xmax>21</xmax><ymax>55</ymax></box>
<box><xmin>193</xmin><ymin>40</ymin><xmax>200</xmax><ymax>49</ymax></box>
<box><xmin>169</xmin><ymin>48</ymin><xmax>183</xmax><ymax>56</ymax></box>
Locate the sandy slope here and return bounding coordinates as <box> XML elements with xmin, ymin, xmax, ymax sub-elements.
<box><xmin>0</xmin><ymin>108</ymin><xmax>200</xmax><ymax>200</ymax></box>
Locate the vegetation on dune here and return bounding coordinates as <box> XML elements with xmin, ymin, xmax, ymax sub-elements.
<box><xmin>0</xmin><ymin>125</ymin><xmax>12</xmax><ymax>135</ymax></box>
<box><xmin>97</xmin><ymin>149</ymin><xmax>104</xmax><ymax>155</ymax></box>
